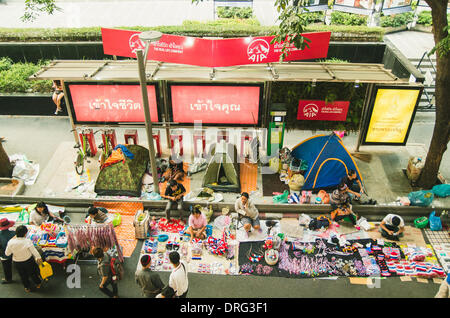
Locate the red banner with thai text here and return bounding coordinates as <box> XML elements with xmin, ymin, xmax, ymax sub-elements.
<box><xmin>297</xmin><ymin>100</ymin><xmax>350</xmax><ymax>121</ymax></box>
<box><xmin>68</xmin><ymin>84</ymin><xmax>159</xmax><ymax>123</ymax></box>
<box><xmin>170</xmin><ymin>85</ymin><xmax>260</xmax><ymax>124</ymax></box>
<box><xmin>101</xmin><ymin>28</ymin><xmax>331</xmax><ymax>67</ymax></box>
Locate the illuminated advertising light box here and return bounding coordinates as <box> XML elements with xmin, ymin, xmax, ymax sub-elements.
<box><xmin>66</xmin><ymin>83</ymin><xmax>160</xmax><ymax>125</ymax></box>
<box><xmin>169</xmin><ymin>84</ymin><xmax>262</xmax><ymax>126</ymax></box>
<box><xmin>363</xmin><ymin>86</ymin><xmax>422</xmax><ymax>145</ymax></box>
<box><xmin>333</xmin><ymin>0</ymin><xmax>374</xmax><ymax>15</ymax></box>
<box><xmin>382</xmin><ymin>0</ymin><xmax>413</xmax><ymax>15</ymax></box>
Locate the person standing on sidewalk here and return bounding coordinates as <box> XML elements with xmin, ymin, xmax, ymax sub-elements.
<box><xmin>92</xmin><ymin>247</ymin><xmax>119</xmax><ymax>298</ymax></box>
<box><xmin>160</xmin><ymin>251</ymin><xmax>188</xmax><ymax>298</ymax></box>
<box><xmin>0</xmin><ymin>218</ymin><xmax>15</xmax><ymax>284</ymax></box>
<box><xmin>5</xmin><ymin>225</ymin><xmax>43</xmax><ymax>292</ymax></box>
<box><xmin>135</xmin><ymin>255</ymin><xmax>165</xmax><ymax>298</ymax></box>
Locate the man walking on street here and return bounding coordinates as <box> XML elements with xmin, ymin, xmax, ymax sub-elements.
<box><xmin>92</xmin><ymin>247</ymin><xmax>119</xmax><ymax>298</ymax></box>
<box><xmin>135</xmin><ymin>254</ymin><xmax>165</xmax><ymax>298</ymax></box>
<box><xmin>0</xmin><ymin>218</ymin><xmax>15</xmax><ymax>284</ymax></box>
<box><xmin>5</xmin><ymin>225</ymin><xmax>43</xmax><ymax>292</ymax></box>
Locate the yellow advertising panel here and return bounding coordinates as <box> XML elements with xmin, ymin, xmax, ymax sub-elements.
<box><xmin>365</xmin><ymin>88</ymin><xmax>420</xmax><ymax>144</ymax></box>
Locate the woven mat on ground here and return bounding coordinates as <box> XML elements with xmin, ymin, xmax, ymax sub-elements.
<box><xmin>94</xmin><ymin>202</ymin><xmax>143</xmax><ymax>257</ymax></box>
<box><xmin>240</xmin><ymin>160</ymin><xmax>258</xmax><ymax>194</ymax></box>
<box><xmin>261</xmin><ymin>172</ymin><xmax>289</xmax><ymax>197</ymax></box>
<box><xmin>159</xmin><ymin>163</ymin><xmax>191</xmax><ymax>195</ymax></box>
<box><xmin>424</xmin><ymin>229</ymin><xmax>450</xmax><ymax>245</ymax></box>
<box><xmin>366</xmin><ymin>225</ymin><xmax>427</xmax><ymax>246</ymax></box>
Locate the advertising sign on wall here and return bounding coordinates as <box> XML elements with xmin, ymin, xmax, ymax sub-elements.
<box><xmin>333</xmin><ymin>0</ymin><xmax>374</xmax><ymax>15</ymax></box>
<box><xmin>101</xmin><ymin>28</ymin><xmax>331</xmax><ymax>67</ymax></box>
<box><xmin>299</xmin><ymin>0</ymin><xmax>329</xmax><ymax>12</ymax></box>
<box><xmin>297</xmin><ymin>100</ymin><xmax>350</xmax><ymax>121</ymax></box>
<box><xmin>363</xmin><ymin>87</ymin><xmax>422</xmax><ymax>145</ymax></box>
<box><xmin>169</xmin><ymin>85</ymin><xmax>261</xmax><ymax>125</ymax></box>
<box><xmin>67</xmin><ymin>83</ymin><xmax>159</xmax><ymax>124</ymax></box>
<box><xmin>382</xmin><ymin>0</ymin><xmax>413</xmax><ymax>15</ymax></box>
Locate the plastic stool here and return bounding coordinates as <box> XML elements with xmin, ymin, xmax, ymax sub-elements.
<box><xmin>170</xmin><ymin>130</ymin><xmax>183</xmax><ymax>157</ymax></box>
<box><xmin>217</xmin><ymin>130</ymin><xmax>229</xmax><ymax>143</ymax></box>
<box><xmin>124</xmin><ymin>129</ymin><xmax>138</xmax><ymax>145</ymax></box>
<box><xmin>102</xmin><ymin>129</ymin><xmax>117</xmax><ymax>150</ymax></box>
<box><xmin>153</xmin><ymin>130</ymin><xmax>161</xmax><ymax>157</ymax></box>
<box><xmin>193</xmin><ymin>131</ymin><xmax>206</xmax><ymax>158</ymax></box>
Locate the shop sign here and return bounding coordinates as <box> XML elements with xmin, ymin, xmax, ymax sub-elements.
<box><xmin>101</xmin><ymin>28</ymin><xmax>331</xmax><ymax>67</ymax></box>
<box><xmin>170</xmin><ymin>85</ymin><xmax>260</xmax><ymax>124</ymax></box>
<box><xmin>297</xmin><ymin>100</ymin><xmax>350</xmax><ymax>121</ymax></box>
<box><xmin>364</xmin><ymin>87</ymin><xmax>421</xmax><ymax>145</ymax></box>
<box><xmin>68</xmin><ymin>84</ymin><xmax>159</xmax><ymax>123</ymax></box>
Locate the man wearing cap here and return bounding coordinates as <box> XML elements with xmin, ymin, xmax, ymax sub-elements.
<box><xmin>135</xmin><ymin>255</ymin><xmax>165</xmax><ymax>298</ymax></box>
<box><xmin>0</xmin><ymin>218</ymin><xmax>15</xmax><ymax>284</ymax></box>
<box><xmin>5</xmin><ymin>225</ymin><xmax>43</xmax><ymax>292</ymax></box>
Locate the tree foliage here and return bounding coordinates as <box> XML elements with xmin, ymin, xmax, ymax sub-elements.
<box><xmin>21</xmin><ymin>0</ymin><xmax>60</xmax><ymax>22</ymax></box>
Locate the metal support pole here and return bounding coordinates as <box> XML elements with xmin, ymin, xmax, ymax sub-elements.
<box><xmin>136</xmin><ymin>49</ymin><xmax>160</xmax><ymax>194</ymax></box>
<box><xmin>356</xmin><ymin>83</ymin><xmax>374</xmax><ymax>153</ymax></box>
<box><xmin>161</xmin><ymin>81</ymin><xmax>172</xmax><ymax>150</ymax></box>
<box><xmin>61</xmin><ymin>80</ymin><xmax>79</xmax><ymax>145</ymax></box>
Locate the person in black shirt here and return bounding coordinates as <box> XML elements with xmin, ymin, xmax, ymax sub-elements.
<box><xmin>162</xmin><ymin>180</ymin><xmax>186</xmax><ymax>223</ymax></box>
<box><xmin>341</xmin><ymin>169</ymin><xmax>364</xmax><ymax>201</ymax></box>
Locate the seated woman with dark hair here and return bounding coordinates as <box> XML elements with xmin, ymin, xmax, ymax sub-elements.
<box><xmin>185</xmin><ymin>205</ymin><xmax>207</xmax><ymax>242</ymax></box>
<box><xmin>29</xmin><ymin>202</ymin><xmax>63</xmax><ymax>226</ymax></box>
<box><xmin>163</xmin><ymin>156</ymin><xmax>185</xmax><ymax>182</ymax></box>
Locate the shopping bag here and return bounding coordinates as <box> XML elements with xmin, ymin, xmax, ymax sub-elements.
<box><xmin>39</xmin><ymin>261</ymin><xmax>53</xmax><ymax>280</ymax></box>
<box><xmin>408</xmin><ymin>190</ymin><xmax>434</xmax><ymax>207</ymax></box>
<box><xmin>429</xmin><ymin>211</ymin><xmax>442</xmax><ymax>231</ymax></box>
<box><xmin>112</xmin><ymin>213</ymin><xmax>122</xmax><ymax>227</ymax></box>
<box><xmin>133</xmin><ymin>210</ymin><xmax>149</xmax><ymax>239</ymax></box>
<box><xmin>431</xmin><ymin>184</ymin><xmax>450</xmax><ymax>198</ymax></box>
<box><xmin>273</xmin><ymin>190</ymin><xmax>289</xmax><ymax>204</ymax></box>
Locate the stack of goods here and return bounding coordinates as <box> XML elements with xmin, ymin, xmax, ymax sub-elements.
<box><xmin>205</xmin><ymin>230</ymin><xmax>229</xmax><ymax>257</ymax></box>
<box><xmin>157</xmin><ymin>218</ymin><xmax>185</xmax><ymax>233</ymax></box>
<box><xmin>433</xmin><ymin>243</ymin><xmax>450</xmax><ymax>273</ymax></box>
<box><xmin>26</xmin><ymin>223</ymin><xmax>64</xmax><ymax>248</ymax></box>
<box><xmin>143</xmin><ymin>238</ymin><xmax>158</xmax><ymax>254</ymax></box>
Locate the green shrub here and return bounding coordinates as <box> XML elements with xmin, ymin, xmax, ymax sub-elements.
<box><xmin>217</xmin><ymin>6</ymin><xmax>253</xmax><ymax>19</ymax></box>
<box><xmin>417</xmin><ymin>11</ymin><xmax>432</xmax><ymax>26</ymax></box>
<box><xmin>0</xmin><ymin>59</ymin><xmax>52</xmax><ymax>94</ymax></box>
<box><xmin>299</xmin><ymin>11</ymin><xmax>325</xmax><ymax>25</ymax></box>
<box><xmin>0</xmin><ymin>57</ymin><xmax>13</xmax><ymax>72</ymax></box>
<box><xmin>331</xmin><ymin>11</ymin><xmax>367</xmax><ymax>26</ymax></box>
<box><xmin>380</xmin><ymin>12</ymin><xmax>414</xmax><ymax>27</ymax></box>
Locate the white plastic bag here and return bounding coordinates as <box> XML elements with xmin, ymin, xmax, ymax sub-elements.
<box><xmin>298</xmin><ymin>213</ymin><xmax>311</xmax><ymax>226</ymax></box>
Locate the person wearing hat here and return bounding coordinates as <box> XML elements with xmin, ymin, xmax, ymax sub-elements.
<box><xmin>435</xmin><ymin>273</ymin><xmax>450</xmax><ymax>298</ymax></box>
<box><xmin>0</xmin><ymin>218</ymin><xmax>15</xmax><ymax>284</ymax></box>
<box><xmin>5</xmin><ymin>225</ymin><xmax>43</xmax><ymax>292</ymax></box>
<box><xmin>135</xmin><ymin>255</ymin><xmax>165</xmax><ymax>298</ymax></box>
<box><xmin>185</xmin><ymin>205</ymin><xmax>207</xmax><ymax>242</ymax></box>
<box><xmin>29</xmin><ymin>201</ymin><xmax>63</xmax><ymax>226</ymax></box>
<box><xmin>380</xmin><ymin>214</ymin><xmax>405</xmax><ymax>241</ymax></box>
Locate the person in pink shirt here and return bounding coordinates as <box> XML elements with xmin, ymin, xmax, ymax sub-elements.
<box><xmin>186</xmin><ymin>205</ymin><xmax>207</xmax><ymax>242</ymax></box>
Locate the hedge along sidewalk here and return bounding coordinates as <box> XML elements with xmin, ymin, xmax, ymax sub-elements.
<box><xmin>0</xmin><ymin>24</ymin><xmax>385</xmax><ymax>42</ymax></box>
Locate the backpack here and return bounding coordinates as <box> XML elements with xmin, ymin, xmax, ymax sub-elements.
<box><xmin>110</xmin><ymin>256</ymin><xmax>124</xmax><ymax>281</ymax></box>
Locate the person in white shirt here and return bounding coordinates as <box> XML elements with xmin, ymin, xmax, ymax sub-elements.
<box><xmin>235</xmin><ymin>192</ymin><xmax>261</xmax><ymax>234</ymax></box>
<box><xmin>160</xmin><ymin>251</ymin><xmax>188</xmax><ymax>298</ymax></box>
<box><xmin>380</xmin><ymin>214</ymin><xmax>405</xmax><ymax>241</ymax></box>
<box><xmin>5</xmin><ymin>225</ymin><xmax>43</xmax><ymax>292</ymax></box>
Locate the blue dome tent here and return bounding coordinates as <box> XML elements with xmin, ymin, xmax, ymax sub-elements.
<box><xmin>291</xmin><ymin>133</ymin><xmax>364</xmax><ymax>191</ymax></box>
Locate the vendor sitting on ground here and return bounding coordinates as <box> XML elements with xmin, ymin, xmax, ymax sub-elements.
<box><xmin>330</xmin><ymin>183</ymin><xmax>359</xmax><ymax>228</ymax></box>
<box><xmin>163</xmin><ymin>157</ymin><xmax>185</xmax><ymax>182</ymax></box>
<box><xmin>379</xmin><ymin>214</ymin><xmax>405</xmax><ymax>241</ymax></box>
<box><xmin>162</xmin><ymin>179</ymin><xmax>186</xmax><ymax>224</ymax></box>
<box><xmin>341</xmin><ymin>169</ymin><xmax>364</xmax><ymax>201</ymax></box>
<box><xmin>29</xmin><ymin>201</ymin><xmax>63</xmax><ymax>226</ymax></box>
<box><xmin>235</xmin><ymin>192</ymin><xmax>261</xmax><ymax>235</ymax></box>
<box><xmin>87</xmin><ymin>207</ymin><xmax>108</xmax><ymax>224</ymax></box>
<box><xmin>186</xmin><ymin>205</ymin><xmax>207</xmax><ymax>242</ymax></box>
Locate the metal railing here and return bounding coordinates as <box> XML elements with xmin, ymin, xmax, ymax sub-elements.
<box><xmin>416</xmin><ymin>51</ymin><xmax>436</xmax><ymax>112</ymax></box>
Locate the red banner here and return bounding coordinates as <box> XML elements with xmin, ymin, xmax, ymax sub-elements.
<box><xmin>101</xmin><ymin>28</ymin><xmax>331</xmax><ymax>67</ymax></box>
<box><xmin>170</xmin><ymin>85</ymin><xmax>260</xmax><ymax>124</ymax></box>
<box><xmin>297</xmin><ymin>100</ymin><xmax>350</xmax><ymax>121</ymax></box>
<box><xmin>68</xmin><ymin>84</ymin><xmax>159</xmax><ymax>123</ymax></box>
